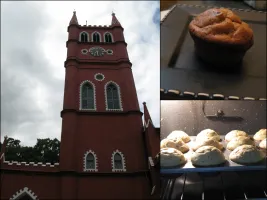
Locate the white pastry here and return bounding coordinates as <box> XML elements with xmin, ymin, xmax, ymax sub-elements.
<box><xmin>229</xmin><ymin>145</ymin><xmax>265</xmax><ymax>164</ymax></box>
<box><xmin>191</xmin><ymin>146</ymin><xmax>226</xmax><ymax>166</ymax></box>
<box><xmin>160</xmin><ymin>138</ymin><xmax>189</xmax><ymax>153</ymax></box>
<box><xmin>167</xmin><ymin>130</ymin><xmax>191</xmax><ymax>143</ymax></box>
<box><xmin>259</xmin><ymin>139</ymin><xmax>266</xmax><ymax>149</ymax></box>
<box><xmin>253</xmin><ymin>129</ymin><xmax>267</xmax><ymax>141</ymax></box>
<box><xmin>160</xmin><ymin>148</ymin><xmax>186</xmax><ymax>167</ymax></box>
<box><xmin>225</xmin><ymin>130</ymin><xmax>248</xmax><ymax>142</ymax></box>
<box><xmin>196</xmin><ymin>129</ymin><xmax>220</xmax><ymax>142</ymax></box>
<box><xmin>227</xmin><ymin>136</ymin><xmax>254</xmax><ymax>151</ymax></box>
<box><xmin>192</xmin><ymin>138</ymin><xmax>224</xmax><ymax>151</ymax></box>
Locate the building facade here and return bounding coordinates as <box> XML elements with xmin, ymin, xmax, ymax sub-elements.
<box><xmin>0</xmin><ymin>12</ymin><xmax>160</xmax><ymax>199</ymax></box>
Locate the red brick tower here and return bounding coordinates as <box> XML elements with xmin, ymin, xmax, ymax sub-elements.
<box><xmin>59</xmin><ymin>11</ymin><xmax>151</xmax><ymax>199</ymax></box>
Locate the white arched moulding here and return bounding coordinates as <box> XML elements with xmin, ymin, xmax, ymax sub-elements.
<box><xmin>10</xmin><ymin>187</ymin><xmax>38</xmax><ymax>200</ymax></box>
<box><xmin>111</xmin><ymin>150</ymin><xmax>126</xmax><ymax>172</ymax></box>
<box><xmin>92</xmin><ymin>31</ymin><xmax>101</xmax><ymax>42</ymax></box>
<box><xmin>79</xmin><ymin>31</ymin><xmax>89</xmax><ymax>42</ymax></box>
<box><xmin>103</xmin><ymin>32</ymin><xmax>114</xmax><ymax>43</ymax></box>
<box><xmin>79</xmin><ymin>80</ymin><xmax>97</xmax><ymax>111</ymax></box>
<box><xmin>104</xmin><ymin>81</ymin><xmax>123</xmax><ymax>111</ymax></box>
<box><xmin>83</xmin><ymin>150</ymin><xmax>98</xmax><ymax>172</ymax></box>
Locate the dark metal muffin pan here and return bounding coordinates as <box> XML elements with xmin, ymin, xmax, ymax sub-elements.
<box><xmin>161</xmin><ymin>4</ymin><xmax>267</xmax><ymax>100</ymax></box>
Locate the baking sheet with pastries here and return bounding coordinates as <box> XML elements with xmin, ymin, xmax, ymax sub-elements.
<box><xmin>161</xmin><ymin>135</ymin><xmax>267</xmax><ymax>174</ymax></box>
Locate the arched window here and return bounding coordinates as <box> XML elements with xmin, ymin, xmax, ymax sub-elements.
<box><xmin>114</xmin><ymin>153</ymin><xmax>123</xmax><ymax>169</ymax></box>
<box><xmin>80</xmin><ymin>81</ymin><xmax>96</xmax><ymax>110</ymax></box>
<box><xmin>92</xmin><ymin>32</ymin><xmax>101</xmax><ymax>42</ymax></box>
<box><xmin>104</xmin><ymin>32</ymin><xmax>113</xmax><ymax>43</ymax></box>
<box><xmin>80</xmin><ymin>32</ymin><xmax>89</xmax><ymax>42</ymax></box>
<box><xmin>105</xmin><ymin>82</ymin><xmax>122</xmax><ymax>110</ymax></box>
<box><xmin>111</xmin><ymin>150</ymin><xmax>126</xmax><ymax>172</ymax></box>
<box><xmin>10</xmin><ymin>187</ymin><xmax>38</xmax><ymax>200</ymax></box>
<box><xmin>83</xmin><ymin>150</ymin><xmax>98</xmax><ymax>172</ymax></box>
<box><xmin>86</xmin><ymin>153</ymin><xmax>95</xmax><ymax>169</ymax></box>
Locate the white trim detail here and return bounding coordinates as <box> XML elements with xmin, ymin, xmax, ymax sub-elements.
<box><xmin>91</xmin><ymin>31</ymin><xmax>101</xmax><ymax>42</ymax></box>
<box><xmin>10</xmin><ymin>187</ymin><xmax>38</xmax><ymax>200</ymax></box>
<box><xmin>79</xmin><ymin>80</ymin><xmax>97</xmax><ymax>111</ymax></box>
<box><xmin>106</xmin><ymin>49</ymin><xmax>113</xmax><ymax>55</ymax></box>
<box><xmin>94</xmin><ymin>73</ymin><xmax>105</xmax><ymax>81</ymax></box>
<box><xmin>81</xmin><ymin>49</ymin><xmax>88</xmax><ymax>55</ymax></box>
<box><xmin>83</xmin><ymin>150</ymin><xmax>98</xmax><ymax>172</ymax></box>
<box><xmin>104</xmin><ymin>81</ymin><xmax>123</xmax><ymax>111</ymax></box>
<box><xmin>79</xmin><ymin>31</ymin><xmax>89</xmax><ymax>42</ymax></box>
<box><xmin>111</xmin><ymin>150</ymin><xmax>126</xmax><ymax>172</ymax></box>
<box><xmin>144</xmin><ymin>119</ymin><xmax>153</xmax><ymax>130</ymax></box>
<box><xmin>103</xmin><ymin>32</ymin><xmax>114</xmax><ymax>43</ymax></box>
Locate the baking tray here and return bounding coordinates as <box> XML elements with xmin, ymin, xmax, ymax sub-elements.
<box><xmin>161</xmin><ymin>136</ymin><xmax>267</xmax><ymax>175</ymax></box>
<box><xmin>161</xmin><ymin>4</ymin><xmax>267</xmax><ymax>100</ymax></box>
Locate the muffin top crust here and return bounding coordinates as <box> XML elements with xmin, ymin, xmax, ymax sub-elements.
<box><xmin>189</xmin><ymin>8</ymin><xmax>253</xmax><ymax>47</ymax></box>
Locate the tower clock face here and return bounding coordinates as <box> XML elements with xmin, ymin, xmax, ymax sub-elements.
<box><xmin>89</xmin><ymin>47</ymin><xmax>105</xmax><ymax>57</ymax></box>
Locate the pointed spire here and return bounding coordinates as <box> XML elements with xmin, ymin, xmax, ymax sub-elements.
<box><xmin>69</xmin><ymin>10</ymin><xmax>79</xmax><ymax>25</ymax></box>
<box><xmin>111</xmin><ymin>12</ymin><xmax>121</xmax><ymax>27</ymax></box>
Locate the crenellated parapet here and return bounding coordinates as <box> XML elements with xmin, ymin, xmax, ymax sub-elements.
<box><xmin>2</xmin><ymin>160</ymin><xmax>60</xmax><ymax>172</ymax></box>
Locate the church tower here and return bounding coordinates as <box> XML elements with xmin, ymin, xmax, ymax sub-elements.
<box><xmin>59</xmin><ymin>11</ymin><xmax>151</xmax><ymax>199</ymax></box>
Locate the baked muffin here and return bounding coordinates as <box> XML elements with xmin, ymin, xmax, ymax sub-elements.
<box><xmin>229</xmin><ymin>145</ymin><xmax>265</xmax><ymax>164</ymax></box>
<box><xmin>225</xmin><ymin>130</ymin><xmax>248</xmax><ymax>142</ymax></box>
<box><xmin>226</xmin><ymin>136</ymin><xmax>255</xmax><ymax>151</ymax></box>
<box><xmin>196</xmin><ymin>129</ymin><xmax>221</xmax><ymax>142</ymax></box>
<box><xmin>160</xmin><ymin>138</ymin><xmax>189</xmax><ymax>153</ymax></box>
<box><xmin>160</xmin><ymin>148</ymin><xmax>187</xmax><ymax>167</ymax></box>
<box><xmin>167</xmin><ymin>130</ymin><xmax>191</xmax><ymax>143</ymax></box>
<box><xmin>191</xmin><ymin>146</ymin><xmax>226</xmax><ymax>166</ymax></box>
<box><xmin>259</xmin><ymin>139</ymin><xmax>266</xmax><ymax>149</ymax></box>
<box><xmin>192</xmin><ymin>138</ymin><xmax>224</xmax><ymax>151</ymax></box>
<box><xmin>253</xmin><ymin>129</ymin><xmax>267</xmax><ymax>141</ymax></box>
<box><xmin>189</xmin><ymin>8</ymin><xmax>253</xmax><ymax>66</ymax></box>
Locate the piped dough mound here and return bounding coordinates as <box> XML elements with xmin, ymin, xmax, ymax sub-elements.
<box><xmin>192</xmin><ymin>138</ymin><xmax>224</xmax><ymax>151</ymax></box>
<box><xmin>160</xmin><ymin>138</ymin><xmax>189</xmax><ymax>153</ymax></box>
<box><xmin>229</xmin><ymin>145</ymin><xmax>265</xmax><ymax>164</ymax></box>
<box><xmin>191</xmin><ymin>146</ymin><xmax>226</xmax><ymax>166</ymax></box>
<box><xmin>160</xmin><ymin>148</ymin><xmax>186</xmax><ymax>167</ymax></box>
<box><xmin>253</xmin><ymin>129</ymin><xmax>267</xmax><ymax>141</ymax></box>
<box><xmin>225</xmin><ymin>130</ymin><xmax>248</xmax><ymax>142</ymax></box>
<box><xmin>259</xmin><ymin>139</ymin><xmax>266</xmax><ymax>149</ymax></box>
<box><xmin>196</xmin><ymin>129</ymin><xmax>220</xmax><ymax>142</ymax></box>
<box><xmin>167</xmin><ymin>130</ymin><xmax>191</xmax><ymax>143</ymax></box>
<box><xmin>189</xmin><ymin>8</ymin><xmax>253</xmax><ymax>48</ymax></box>
<box><xmin>227</xmin><ymin>136</ymin><xmax>254</xmax><ymax>151</ymax></box>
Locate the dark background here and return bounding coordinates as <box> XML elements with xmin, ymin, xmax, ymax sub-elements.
<box><xmin>161</xmin><ymin>100</ymin><xmax>266</xmax><ymax>138</ymax></box>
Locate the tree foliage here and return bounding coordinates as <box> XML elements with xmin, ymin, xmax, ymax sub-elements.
<box><xmin>3</xmin><ymin>137</ymin><xmax>60</xmax><ymax>164</ymax></box>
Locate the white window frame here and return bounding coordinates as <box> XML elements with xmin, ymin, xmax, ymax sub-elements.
<box><xmin>83</xmin><ymin>150</ymin><xmax>98</xmax><ymax>172</ymax></box>
<box><xmin>111</xmin><ymin>150</ymin><xmax>126</xmax><ymax>172</ymax></box>
<box><xmin>79</xmin><ymin>80</ymin><xmax>97</xmax><ymax>111</ymax></box>
<box><xmin>91</xmin><ymin>31</ymin><xmax>101</xmax><ymax>42</ymax></box>
<box><xmin>79</xmin><ymin>31</ymin><xmax>89</xmax><ymax>42</ymax></box>
<box><xmin>104</xmin><ymin>81</ymin><xmax>123</xmax><ymax>111</ymax></box>
<box><xmin>10</xmin><ymin>187</ymin><xmax>38</xmax><ymax>200</ymax></box>
<box><xmin>103</xmin><ymin>32</ymin><xmax>114</xmax><ymax>43</ymax></box>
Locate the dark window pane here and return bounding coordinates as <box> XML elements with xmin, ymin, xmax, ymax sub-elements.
<box><xmin>86</xmin><ymin>154</ymin><xmax>95</xmax><ymax>169</ymax></box>
<box><xmin>113</xmin><ymin>100</ymin><xmax>120</xmax><ymax>109</ymax></box>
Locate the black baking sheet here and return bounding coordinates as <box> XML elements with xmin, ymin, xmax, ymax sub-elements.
<box><xmin>161</xmin><ymin>136</ymin><xmax>266</xmax><ymax>174</ymax></box>
<box><xmin>161</xmin><ymin>100</ymin><xmax>267</xmax><ymax>174</ymax></box>
<box><xmin>161</xmin><ymin>5</ymin><xmax>267</xmax><ymax>99</ymax></box>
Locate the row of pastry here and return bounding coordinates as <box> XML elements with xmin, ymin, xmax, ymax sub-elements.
<box><xmin>161</xmin><ymin>129</ymin><xmax>266</xmax><ymax>168</ymax></box>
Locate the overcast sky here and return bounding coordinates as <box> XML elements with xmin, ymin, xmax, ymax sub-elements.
<box><xmin>1</xmin><ymin>1</ymin><xmax>160</xmax><ymax>146</ymax></box>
